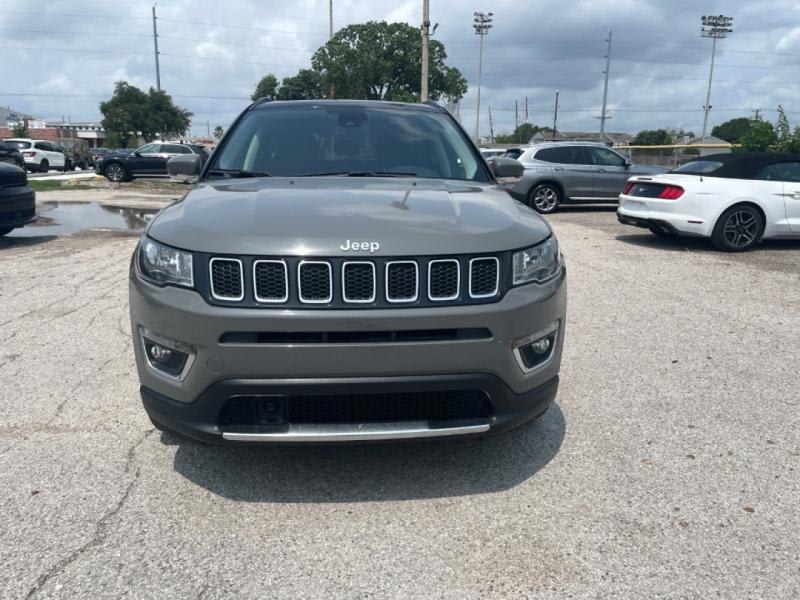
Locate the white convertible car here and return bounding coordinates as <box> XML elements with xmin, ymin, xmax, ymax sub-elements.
<box><xmin>617</xmin><ymin>153</ymin><xmax>800</xmax><ymax>251</ymax></box>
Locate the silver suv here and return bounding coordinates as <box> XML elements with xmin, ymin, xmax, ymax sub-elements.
<box><xmin>130</xmin><ymin>100</ymin><xmax>567</xmax><ymax>444</ymax></box>
<box><xmin>508</xmin><ymin>142</ymin><xmax>667</xmax><ymax>213</ymax></box>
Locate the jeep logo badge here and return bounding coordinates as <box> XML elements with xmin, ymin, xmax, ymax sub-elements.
<box><xmin>340</xmin><ymin>240</ymin><xmax>380</xmax><ymax>253</ymax></box>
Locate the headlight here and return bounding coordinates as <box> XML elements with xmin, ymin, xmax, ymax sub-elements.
<box><xmin>512</xmin><ymin>237</ymin><xmax>560</xmax><ymax>285</ymax></box>
<box><xmin>137</xmin><ymin>236</ymin><xmax>194</xmax><ymax>288</ymax></box>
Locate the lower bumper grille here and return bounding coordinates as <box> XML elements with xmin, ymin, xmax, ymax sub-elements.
<box><xmin>219</xmin><ymin>390</ymin><xmax>493</xmax><ymax>427</ymax></box>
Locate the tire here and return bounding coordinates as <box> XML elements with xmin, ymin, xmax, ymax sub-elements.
<box><xmin>39</xmin><ymin>159</ymin><xmax>49</xmax><ymax>174</ymax></box>
<box><xmin>711</xmin><ymin>204</ymin><xmax>764</xmax><ymax>252</ymax></box>
<box><xmin>104</xmin><ymin>162</ymin><xmax>127</xmax><ymax>182</ymax></box>
<box><xmin>0</xmin><ymin>227</ymin><xmax>14</xmax><ymax>236</ymax></box>
<box><xmin>529</xmin><ymin>183</ymin><xmax>562</xmax><ymax>214</ymax></box>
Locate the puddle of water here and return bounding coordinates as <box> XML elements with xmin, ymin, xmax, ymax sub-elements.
<box><xmin>8</xmin><ymin>202</ymin><xmax>159</xmax><ymax>237</ymax></box>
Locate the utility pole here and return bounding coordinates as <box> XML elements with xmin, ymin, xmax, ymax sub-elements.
<box><xmin>700</xmin><ymin>14</ymin><xmax>733</xmax><ymax>142</ymax></box>
<box><xmin>524</xmin><ymin>97</ymin><xmax>529</xmax><ymax>123</ymax></box>
<box><xmin>552</xmin><ymin>89</ymin><xmax>559</xmax><ymax>140</ymax></box>
<box><xmin>421</xmin><ymin>0</ymin><xmax>430</xmax><ymax>102</ymax></box>
<box><xmin>329</xmin><ymin>0</ymin><xmax>333</xmax><ymax>38</ymax></box>
<box><xmin>206</xmin><ymin>120</ymin><xmax>210</xmax><ymax>138</ymax></box>
<box><xmin>473</xmin><ymin>11</ymin><xmax>493</xmax><ymax>142</ymax></box>
<box><xmin>751</xmin><ymin>108</ymin><xmax>761</xmax><ymax>121</ymax></box>
<box><xmin>599</xmin><ymin>29</ymin><xmax>612</xmax><ymax>143</ymax></box>
<box><xmin>152</xmin><ymin>5</ymin><xmax>161</xmax><ymax>91</ymax></box>
<box><xmin>515</xmin><ymin>100</ymin><xmax>519</xmax><ymax>133</ymax></box>
<box><xmin>488</xmin><ymin>106</ymin><xmax>495</xmax><ymax>143</ymax></box>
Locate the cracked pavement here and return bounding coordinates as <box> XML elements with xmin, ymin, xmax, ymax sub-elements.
<box><xmin>0</xmin><ymin>209</ymin><xmax>799</xmax><ymax>599</ymax></box>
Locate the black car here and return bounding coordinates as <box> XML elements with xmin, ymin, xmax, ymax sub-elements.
<box><xmin>95</xmin><ymin>142</ymin><xmax>210</xmax><ymax>182</ymax></box>
<box><xmin>0</xmin><ymin>162</ymin><xmax>36</xmax><ymax>236</ymax></box>
<box><xmin>0</xmin><ymin>141</ymin><xmax>26</xmax><ymax>169</ymax></box>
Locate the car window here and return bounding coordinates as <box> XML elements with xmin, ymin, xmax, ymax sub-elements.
<box><xmin>211</xmin><ymin>104</ymin><xmax>490</xmax><ymax>182</ymax></box>
<box><xmin>137</xmin><ymin>143</ymin><xmax>160</xmax><ymax>154</ymax></box>
<box><xmin>535</xmin><ymin>146</ymin><xmax>590</xmax><ymax>165</ymax></box>
<box><xmin>671</xmin><ymin>160</ymin><xmax>723</xmax><ymax>174</ymax></box>
<box><xmin>590</xmin><ymin>147</ymin><xmax>626</xmax><ymax>167</ymax></box>
<box><xmin>163</xmin><ymin>144</ymin><xmax>190</xmax><ymax>154</ymax></box>
<box><xmin>6</xmin><ymin>141</ymin><xmax>31</xmax><ymax>150</ymax></box>
<box><xmin>757</xmin><ymin>162</ymin><xmax>800</xmax><ymax>183</ymax></box>
<box><xmin>34</xmin><ymin>142</ymin><xmax>49</xmax><ymax>150</ymax></box>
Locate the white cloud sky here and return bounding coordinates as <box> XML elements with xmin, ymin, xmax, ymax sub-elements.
<box><xmin>2</xmin><ymin>0</ymin><xmax>799</xmax><ymax>138</ymax></box>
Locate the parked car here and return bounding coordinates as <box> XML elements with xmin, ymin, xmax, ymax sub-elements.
<box><xmin>96</xmin><ymin>142</ymin><xmax>209</xmax><ymax>181</ymax></box>
<box><xmin>0</xmin><ymin>162</ymin><xmax>36</xmax><ymax>236</ymax></box>
<box><xmin>507</xmin><ymin>142</ymin><xmax>668</xmax><ymax>213</ymax></box>
<box><xmin>503</xmin><ymin>147</ymin><xmax>525</xmax><ymax>160</ymax></box>
<box><xmin>131</xmin><ymin>99</ymin><xmax>565</xmax><ymax>444</ymax></box>
<box><xmin>0</xmin><ymin>141</ymin><xmax>26</xmax><ymax>169</ymax></box>
<box><xmin>618</xmin><ymin>152</ymin><xmax>800</xmax><ymax>251</ymax></box>
<box><xmin>57</xmin><ymin>138</ymin><xmax>93</xmax><ymax>170</ymax></box>
<box><xmin>90</xmin><ymin>147</ymin><xmax>110</xmax><ymax>163</ymax></box>
<box><xmin>4</xmin><ymin>138</ymin><xmax>67</xmax><ymax>173</ymax></box>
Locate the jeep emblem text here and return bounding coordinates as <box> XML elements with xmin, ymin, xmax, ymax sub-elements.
<box><xmin>340</xmin><ymin>240</ymin><xmax>380</xmax><ymax>253</ymax></box>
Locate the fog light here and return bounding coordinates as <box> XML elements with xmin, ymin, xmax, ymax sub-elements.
<box><xmin>512</xmin><ymin>322</ymin><xmax>559</xmax><ymax>373</ymax></box>
<box><xmin>140</xmin><ymin>327</ymin><xmax>195</xmax><ymax>380</ymax></box>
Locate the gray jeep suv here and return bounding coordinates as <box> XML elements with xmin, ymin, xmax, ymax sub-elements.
<box><xmin>508</xmin><ymin>142</ymin><xmax>667</xmax><ymax>213</ymax></box>
<box><xmin>130</xmin><ymin>100</ymin><xmax>567</xmax><ymax>444</ymax></box>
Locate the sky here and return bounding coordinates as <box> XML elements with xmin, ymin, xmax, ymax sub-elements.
<box><xmin>2</xmin><ymin>0</ymin><xmax>800</xmax><ymax>139</ymax></box>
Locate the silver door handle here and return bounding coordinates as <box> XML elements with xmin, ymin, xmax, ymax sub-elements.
<box><xmin>596</xmin><ymin>169</ymin><xmax>606</xmax><ymax>173</ymax></box>
<box><xmin>793</xmin><ymin>191</ymin><xmax>800</xmax><ymax>199</ymax></box>
<box><xmin>553</xmin><ymin>167</ymin><xmax>564</xmax><ymax>171</ymax></box>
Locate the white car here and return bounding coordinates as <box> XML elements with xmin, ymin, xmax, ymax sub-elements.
<box><xmin>4</xmin><ymin>138</ymin><xmax>67</xmax><ymax>173</ymax></box>
<box><xmin>617</xmin><ymin>153</ymin><xmax>800</xmax><ymax>251</ymax></box>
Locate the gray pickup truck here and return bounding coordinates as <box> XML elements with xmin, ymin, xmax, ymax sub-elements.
<box><xmin>507</xmin><ymin>142</ymin><xmax>667</xmax><ymax>213</ymax></box>
<box><xmin>130</xmin><ymin>100</ymin><xmax>567</xmax><ymax>444</ymax></box>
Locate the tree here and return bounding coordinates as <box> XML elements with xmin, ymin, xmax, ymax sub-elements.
<box><xmin>495</xmin><ymin>123</ymin><xmax>539</xmax><ymax>144</ymax></box>
<box><xmin>100</xmin><ymin>81</ymin><xmax>192</xmax><ymax>146</ymax></box>
<box><xmin>633</xmin><ymin>129</ymin><xmax>672</xmax><ymax>145</ymax></box>
<box><xmin>10</xmin><ymin>119</ymin><xmax>29</xmax><ymax>138</ymax></box>
<box><xmin>252</xmin><ymin>74</ymin><xmax>279</xmax><ymax>102</ymax></box>
<box><xmin>775</xmin><ymin>105</ymin><xmax>792</xmax><ymax>152</ymax></box>
<box><xmin>711</xmin><ymin>117</ymin><xmax>752</xmax><ymax>144</ymax></box>
<box><xmin>213</xmin><ymin>125</ymin><xmax>224</xmax><ymax>139</ymax></box>
<box><xmin>311</xmin><ymin>21</ymin><xmax>467</xmax><ymax>102</ymax></box>
<box><xmin>277</xmin><ymin>69</ymin><xmax>325</xmax><ymax>101</ymax></box>
<box><xmin>739</xmin><ymin>120</ymin><xmax>777</xmax><ymax>151</ymax></box>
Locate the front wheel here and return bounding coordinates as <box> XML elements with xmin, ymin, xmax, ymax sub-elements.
<box><xmin>529</xmin><ymin>183</ymin><xmax>562</xmax><ymax>214</ymax></box>
<box><xmin>711</xmin><ymin>205</ymin><xmax>764</xmax><ymax>252</ymax></box>
<box><xmin>104</xmin><ymin>163</ymin><xmax>127</xmax><ymax>182</ymax></box>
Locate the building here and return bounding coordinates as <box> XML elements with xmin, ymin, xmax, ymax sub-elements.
<box><xmin>687</xmin><ymin>136</ymin><xmax>732</xmax><ymax>156</ymax></box>
<box><xmin>0</xmin><ymin>112</ymin><xmax>108</xmax><ymax>148</ymax></box>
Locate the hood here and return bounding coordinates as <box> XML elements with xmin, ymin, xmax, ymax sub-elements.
<box><xmin>0</xmin><ymin>161</ymin><xmax>27</xmax><ymax>184</ymax></box>
<box><xmin>147</xmin><ymin>177</ymin><xmax>551</xmax><ymax>256</ymax></box>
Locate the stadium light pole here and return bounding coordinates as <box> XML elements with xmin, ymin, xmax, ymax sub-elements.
<box><xmin>473</xmin><ymin>11</ymin><xmax>493</xmax><ymax>142</ymax></box>
<box><xmin>700</xmin><ymin>14</ymin><xmax>733</xmax><ymax>142</ymax></box>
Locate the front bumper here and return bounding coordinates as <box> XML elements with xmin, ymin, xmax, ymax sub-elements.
<box><xmin>130</xmin><ymin>266</ymin><xmax>566</xmax><ymax>443</ymax></box>
<box><xmin>0</xmin><ymin>185</ymin><xmax>36</xmax><ymax>229</ymax></box>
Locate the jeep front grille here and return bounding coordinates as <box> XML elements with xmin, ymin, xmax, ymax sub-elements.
<box><xmin>209</xmin><ymin>258</ymin><xmax>244</xmax><ymax>301</ymax></box>
<box><xmin>202</xmin><ymin>253</ymin><xmax>507</xmax><ymax>308</ymax></box>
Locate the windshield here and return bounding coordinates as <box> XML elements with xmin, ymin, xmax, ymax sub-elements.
<box><xmin>671</xmin><ymin>160</ymin><xmax>723</xmax><ymax>174</ymax></box>
<box><xmin>7</xmin><ymin>141</ymin><xmax>31</xmax><ymax>150</ymax></box>
<box><xmin>209</xmin><ymin>103</ymin><xmax>489</xmax><ymax>182</ymax></box>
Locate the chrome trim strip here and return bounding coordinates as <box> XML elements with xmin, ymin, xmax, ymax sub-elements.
<box><xmin>341</xmin><ymin>261</ymin><xmax>376</xmax><ymax>304</ymax></box>
<box><xmin>385</xmin><ymin>260</ymin><xmax>419</xmax><ymax>303</ymax></box>
<box><xmin>252</xmin><ymin>259</ymin><xmax>289</xmax><ymax>304</ymax></box>
<box><xmin>427</xmin><ymin>259</ymin><xmax>460</xmax><ymax>302</ymax></box>
<box><xmin>209</xmin><ymin>257</ymin><xmax>245</xmax><ymax>301</ymax></box>
<box><xmin>512</xmin><ymin>321</ymin><xmax>560</xmax><ymax>374</ymax></box>
<box><xmin>468</xmin><ymin>257</ymin><xmax>500</xmax><ymax>299</ymax></box>
<box><xmin>297</xmin><ymin>260</ymin><xmax>333</xmax><ymax>304</ymax></box>
<box><xmin>222</xmin><ymin>421</ymin><xmax>490</xmax><ymax>442</ymax></box>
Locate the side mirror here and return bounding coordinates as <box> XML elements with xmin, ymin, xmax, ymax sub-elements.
<box><xmin>488</xmin><ymin>156</ymin><xmax>524</xmax><ymax>179</ymax></box>
<box><xmin>167</xmin><ymin>154</ymin><xmax>201</xmax><ymax>183</ymax></box>
<box><xmin>134</xmin><ymin>151</ymin><xmax>141</xmax><ymax>157</ymax></box>
<box><xmin>624</xmin><ymin>159</ymin><xmax>632</xmax><ymax>169</ymax></box>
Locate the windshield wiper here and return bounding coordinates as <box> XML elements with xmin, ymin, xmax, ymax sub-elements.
<box><xmin>208</xmin><ymin>168</ymin><xmax>271</xmax><ymax>178</ymax></box>
<box><xmin>303</xmin><ymin>170</ymin><xmax>418</xmax><ymax>178</ymax></box>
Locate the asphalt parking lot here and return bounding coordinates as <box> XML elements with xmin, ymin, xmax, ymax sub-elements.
<box><xmin>1</xmin><ymin>204</ymin><xmax>798</xmax><ymax>599</ymax></box>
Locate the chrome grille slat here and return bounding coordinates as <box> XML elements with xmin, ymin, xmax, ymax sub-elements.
<box><xmin>209</xmin><ymin>258</ymin><xmax>244</xmax><ymax>301</ymax></box>
<box><xmin>385</xmin><ymin>261</ymin><xmax>419</xmax><ymax>303</ymax></box>
<box><xmin>428</xmin><ymin>259</ymin><xmax>460</xmax><ymax>301</ymax></box>
<box><xmin>253</xmin><ymin>260</ymin><xmax>288</xmax><ymax>303</ymax></box>
<box><xmin>342</xmin><ymin>261</ymin><xmax>376</xmax><ymax>303</ymax></box>
<box><xmin>298</xmin><ymin>260</ymin><xmax>333</xmax><ymax>304</ymax></box>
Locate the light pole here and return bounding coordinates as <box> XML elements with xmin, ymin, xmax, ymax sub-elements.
<box><xmin>700</xmin><ymin>14</ymin><xmax>733</xmax><ymax>142</ymax></box>
<box><xmin>473</xmin><ymin>11</ymin><xmax>492</xmax><ymax>142</ymax></box>
<box><xmin>421</xmin><ymin>0</ymin><xmax>430</xmax><ymax>102</ymax></box>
